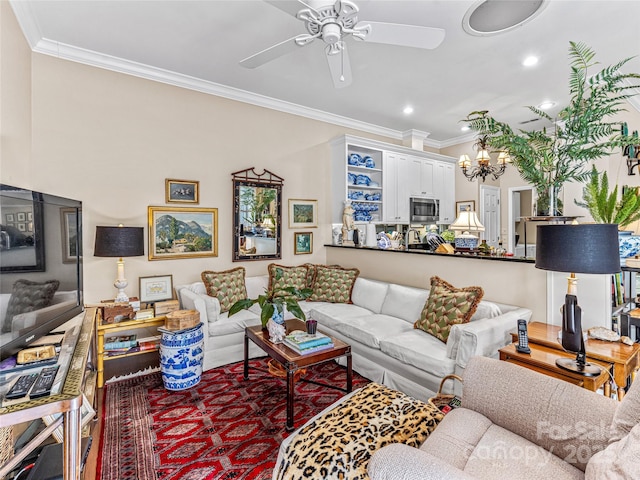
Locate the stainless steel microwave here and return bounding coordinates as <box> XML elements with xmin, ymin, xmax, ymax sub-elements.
<box><xmin>410</xmin><ymin>197</ymin><xmax>439</xmax><ymax>223</ymax></box>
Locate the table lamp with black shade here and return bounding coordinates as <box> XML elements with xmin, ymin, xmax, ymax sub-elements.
<box><xmin>94</xmin><ymin>225</ymin><xmax>145</xmax><ymax>303</ymax></box>
<box><xmin>535</xmin><ymin>223</ymin><xmax>620</xmax><ymax>376</ymax></box>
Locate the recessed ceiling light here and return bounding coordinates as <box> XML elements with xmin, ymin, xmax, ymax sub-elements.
<box><xmin>538</xmin><ymin>101</ymin><xmax>556</xmax><ymax>110</ymax></box>
<box><xmin>461</xmin><ymin>125</ymin><xmax>470</xmax><ymax>132</ymax></box>
<box><xmin>403</xmin><ymin>106</ymin><xmax>414</xmax><ymax>115</ymax></box>
<box><xmin>523</xmin><ymin>56</ymin><xmax>539</xmax><ymax>67</ymax></box>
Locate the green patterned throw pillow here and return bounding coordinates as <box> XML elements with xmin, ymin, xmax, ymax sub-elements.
<box><xmin>268</xmin><ymin>264</ymin><xmax>309</xmax><ymax>292</ymax></box>
<box><xmin>414</xmin><ymin>276</ymin><xmax>483</xmax><ymax>343</ymax></box>
<box><xmin>201</xmin><ymin>267</ymin><xmax>247</xmax><ymax>313</ymax></box>
<box><xmin>308</xmin><ymin>265</ymin><xmax>359</xmax><ymax>303</ymax></box>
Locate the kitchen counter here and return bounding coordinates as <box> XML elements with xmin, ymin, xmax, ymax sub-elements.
<box><xmin>324</xmin><ymin>244</ymin><xmax>535</xmax><ymax>264</ymax></box>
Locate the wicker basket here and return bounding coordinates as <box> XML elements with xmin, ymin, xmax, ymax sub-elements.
<box><xmin>165</xmin><ymin>309</ymin><xmax>200</xmax><ymax>331</ymax></box>
<box><xmin>428</xmin><ymin>374</ymin><xmax>463</xmax><ymax>410</ymax></box>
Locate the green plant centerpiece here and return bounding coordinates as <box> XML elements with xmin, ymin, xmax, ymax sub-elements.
<box><xmin>575</xmin><ymin>165</ymin><xmax>640</xmax><ymax>229</ymax></box>
<box><xmin>465</xmin><ymin>42</ymin><xmax>640</xmax><ymax>216</ymax></box>
<box><xmin>229</xmin><ymin>268</ymin><xmax>312</xmax><ymax>332</ymax></box>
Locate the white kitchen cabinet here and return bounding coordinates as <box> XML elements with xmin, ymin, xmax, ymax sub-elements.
<box><xmin>331</xmin><ymin>135</ymin><xmax>455</xmax><ymax>226</ymax></box>
<box><xmin>434</xmin><ymin>161</ymin><xmax>455</xmax><ymax>224</ymax></box>
<box><xmin>384</xmin><ymin>153</ymin><xmax>413</xmax><ymax>222</ymax></box>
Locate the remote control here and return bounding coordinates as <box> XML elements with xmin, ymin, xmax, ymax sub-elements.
<box><xmin>29</xmin><ymin>365</ymin><xmax>60</xmax><ymax>399</ymax></box>
<box><xmin>4</xmin><ymin>373</ymin><xmax>38</xmax><ymax>400</ymax></box>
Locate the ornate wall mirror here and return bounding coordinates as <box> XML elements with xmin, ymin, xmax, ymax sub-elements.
<box><xmin>232</xmin><ymin>168</ymin><xmax>283</xmax><ymax>261</ymax></box>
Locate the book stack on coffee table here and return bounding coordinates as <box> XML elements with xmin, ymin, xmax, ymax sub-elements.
<box><xmin>284</xmin><ymin>331</ymin><xmax>334</xmax><ymax>355</ymax></box>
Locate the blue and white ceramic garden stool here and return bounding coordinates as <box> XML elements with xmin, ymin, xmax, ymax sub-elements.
<box><xmin>159</xmin><ymin>322</ymin><xmax>205</xmax><ymax>391</ymax></box>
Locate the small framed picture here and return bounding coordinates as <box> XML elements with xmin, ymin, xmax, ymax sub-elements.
<box><xmin>166</xmin><ymin>179</ymin><xmax>199</xmax><ymax>204</ymax></box>
<box><xmin>294</xmin><ymin>232</ymin><xmax>313</xmax><ymax>255</ymax></box>
<box><xmin>289</xmin><ymin>199</ymin><xmax>318</xmax><ymax>228</ymax></box>
<box><xmin>455</xmin><ymin>200</ymin><xmax>476</xmax><ymax>214</ymax></box>
<box><xmin>5</xmin><ymin>213</ymin><xmax>14</xmax><ymax>223</ymax></box>
<box><xmin>139</xmin><ymin>275</ymin><xmax>174</xmax><ymax>303</ymax></box>
<box><xmin>16</xmin><ymin>212</ymin><xmax>26</xmax><ymax>222</ymax></box>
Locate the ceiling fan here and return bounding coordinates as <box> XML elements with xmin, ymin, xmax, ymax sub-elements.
<box><xmin>240</xmin><ymin>0</ymin><xmax>445</xmax><ymax>88</ymax></box>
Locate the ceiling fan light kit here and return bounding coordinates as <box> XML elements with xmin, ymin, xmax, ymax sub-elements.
<box><xmin>240</xmin><ymin>0</ymin><xmax>445</xmax><ymax>88</ymax></box>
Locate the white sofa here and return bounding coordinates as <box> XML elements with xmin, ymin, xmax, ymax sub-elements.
<box><xmin>176</xmin><ymin>275</ymin><xmax>532</xmax><ymax>401</ymax></box>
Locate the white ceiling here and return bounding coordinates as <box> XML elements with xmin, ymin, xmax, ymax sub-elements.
<box><xmin>11</xmin><ymin>0</ymin><xmax>640</xmax><ymax>148</ymax></box>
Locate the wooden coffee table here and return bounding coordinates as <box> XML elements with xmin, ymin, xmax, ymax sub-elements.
<box><xmin>244</xmin><ymin>319</ymin><xmax>352</xmax><ymax>431</ymax></box>
<box><xmin>510</xmin><ymin>322</ymin><xmax>640</xmax><ymax>400</ymax></box>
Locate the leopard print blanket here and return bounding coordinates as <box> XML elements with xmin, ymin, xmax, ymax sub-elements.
<box><xmin>274</xmin><ymin>382</ymin><xmax>443</xmax><ymax>480</ymax></box>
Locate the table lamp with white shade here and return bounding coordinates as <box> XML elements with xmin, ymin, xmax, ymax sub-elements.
<box><xmin>450</xmin><ymin>210</ymin><xmax>485</xmax><ymax>250</ymax></box>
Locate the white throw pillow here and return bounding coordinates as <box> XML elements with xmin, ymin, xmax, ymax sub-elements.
<box><xmin>470</xmin><ymin>301</ymin><xmax>502</xmax><ymax>321</ymax></box>
<box><xmin>380</xmin><ymin>284</ymin><xmax>430</xmax><ymax>324</ymax></box>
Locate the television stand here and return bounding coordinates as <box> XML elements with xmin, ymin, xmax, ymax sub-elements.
<box><xmin>0</xmin><ymin>308</ymin><xmax>97</xmax><ymax>480</ymax></box>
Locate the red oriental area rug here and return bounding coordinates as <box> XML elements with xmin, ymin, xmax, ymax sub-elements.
<box><xmin>98</xmin><ymin>358</ymin><xmax>369</xmax><ymax>480</ymax></box>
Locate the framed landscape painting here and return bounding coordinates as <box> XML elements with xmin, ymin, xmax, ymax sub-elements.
<box><xmin>148</xmin><ymin>206</ymin><xmax>217</xmax><ymax>260</ymax></box>
<box><xmin>289</xmin><ymin>199</ymin><xmax>317</xmax><ymax>228</ymax></box>
<box><xmin>455</xmin><ymin>200</ymin><xmax>475</xmax><ymax>214</ymax></box>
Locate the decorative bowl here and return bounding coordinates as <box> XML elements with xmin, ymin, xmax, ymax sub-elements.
<box><xmin>364</xmin><ymin>156</ymin><xmax>375</xmax><ymax>168</ymax></box>
<box><xmin>348</xmin><ymin>153</ymin><xmax>362</xmax><ymax>166</ymax></box>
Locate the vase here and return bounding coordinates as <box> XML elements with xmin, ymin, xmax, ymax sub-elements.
<box><xmin>267</xmin><ymin>310</ymin><xmax>286</xmax><ymax>343</ymax></box>
<box><xmin>159</xmin><ymin>323</ymin><xmax>204</xmax><ymax>391</ymax></box>
<box><xmin>536</xmin><ymin>185</ymin><xmax>563</xmax><ymax>216</ymax></box>
<box><xmin>619</xmin><ymin>231</ymin><xmax>640</xmax><ymax>265</ymax></box>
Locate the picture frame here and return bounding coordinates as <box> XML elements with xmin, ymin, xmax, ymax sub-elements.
<box><xmin>166</xmin><ymin>179</ymin><xmax>199</xmax><ymax>204</ymax></box>
<box><xmin>294</xmin><ymin>232</ymin><xmax>313</xmax><ymax>255</ymax></box>
<box><xmin>139</xmin><ymin>275</ymin><xmax>174</xmax><ymax>303</ymax></box>
<box><xmin>16</xmin><ymin>212</ymin><xmax>26</xmax><ymax>222</ymax></box>
<box><xmin>455</xmin><ymin>200</ymin><xmax>476</xmax><ymax>214</ymax></box>
<box><xmin>5</xmin><ymin>213</ymin><xmax>14</xmax><ymax>223</ymax></box>
<box><xmin>288</xmin><ymin>199</ymin><xmax>318</xmax><ymax>228</ymax></box>
<box><xmin>148</xmin><ymin>206</ymin><xmax>217</xmax><ymax>260</ymax></box>
<box><xmin>60</xmin><ymin>207</ymin><xmax>82</xmax><ymax>264</ymax></box>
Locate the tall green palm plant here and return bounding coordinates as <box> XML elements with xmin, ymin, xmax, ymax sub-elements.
<box><xmin>465</xmin><ymin>42</ymin><xmax>640</xmax><ymax>215</ymax></box>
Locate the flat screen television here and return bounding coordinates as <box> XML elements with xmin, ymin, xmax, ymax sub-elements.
<box><xmin>0</xmin><ymin>184</ymin><xmax>83</xmax><ymax>361</ymax></box>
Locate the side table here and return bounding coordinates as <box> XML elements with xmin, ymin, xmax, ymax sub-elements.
<box><xmin>499</xmin><ymin>343</ymin><xmax>612</xmax><ymax>396</ymax></box>
<box><xmin>96</xmin><ymin>316</ymin><xmax>166</xmax><ymax>388</ymax></box>
<box><xmin>159</xmin><ymin>323</ymin><xmax>204</xmax><ymax>391</ymax></box>
<box><xmin>512</xmin><ymin>322</ymin><xmax>640</xmax><ymax>400</ymax></box>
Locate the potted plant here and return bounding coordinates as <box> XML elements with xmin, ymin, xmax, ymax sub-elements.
<box><xmin>575</xmin><ymin>165</ymin><xmax>640</xmax><ymax>229</ymax></box>
<box><xmin>228</xmin><ymin>268</ymin><xmax>312</xmax><ymax>334</ymax></box>
<box><xmin>465</xmin><ymin>42</ymin><xmax>640</xmax><ymax>215</ymax></box>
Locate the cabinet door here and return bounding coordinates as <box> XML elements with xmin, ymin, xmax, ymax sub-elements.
<box><xmin>383</xmin><ymin>153</ymin><xmax>399</xmax><ymax>222</ymax></box>
<box><xmin>396</xmin><ymin>156</ymin><xmax>413</xmax><ymax>222</ymax></box>
<box><xmin>440</xmin><ymin>162</ymin><xmax>455</xmax><ymax>224</ymax></box>
<box><xmin>419</xmin><ymin>160</ymin><xmax>435</xmax><ymax>197</ymax></box>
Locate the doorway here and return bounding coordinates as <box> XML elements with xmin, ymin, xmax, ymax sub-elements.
<box><xmin>508</xmin><ymin>186</ymin><xmax>535</xmax><ymax>255</ymax></box>
<box><xmin>480</xmin><ymin>185</ymin><xmax>500</xmax><ymax>248</ymax></box>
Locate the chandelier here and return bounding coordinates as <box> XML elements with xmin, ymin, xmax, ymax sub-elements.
<box><xmin>459</xmin><ymin>134</ymin><xmax>511</xmax><ymax>182</ymax></box>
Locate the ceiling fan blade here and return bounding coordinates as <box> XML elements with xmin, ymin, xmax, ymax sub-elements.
<box><xmin>362</xmin><ymin>21</ymin><xmax>445</xmax><ymax>50</ymax></box>
<box><xmin>240</xmin><ymin>36</ymin><xmax>301</xmax><ymax>68</ymax></box>
<box><xmin>326</xmin><ymin>45</ymin><xmax>352</xmax><ymax>88</ymax></box>
<box><xmin>263</xmin><ymin>0</ymin><xmax>318</xmax><ymax>17</ymax></box>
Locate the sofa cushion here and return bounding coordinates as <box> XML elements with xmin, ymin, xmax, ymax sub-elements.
<box><xmin>201</xmin><ymin>267</ymin><xmax>247</xmax><ymax>313</ymax></box>
<box><xmin>208</xmin><ymin>309</ymin><xmax>261</xmax><ymax>336</ymax></box>
<box><xmin>331</xmin><ymin>314</ymin><xmax>413</xmax><ymax>350</ymax></box>
<box><xmin>609</xmin><ymin>374</ymin><xmax>640</xmax><ymax>442</ymax></box>
<box><xmin>268</xmin><ymin>263</ymin><xmax>309</xmax><ymax>291</ymax></box>
<box><xmin>414</xmin><ymin>276</ymin><xmax>483</xmax><ymax>343</ymax></box>
<box><xmin>302</xmin><ymin>263</ymin><xmax>317</xmax><ymax>288</ymax></box>
<box><xmin>307</xmin><ymin>265</ymin><xmax>359</xmax><ymax>303</ymax></box>
<box><xmin>380</xmin><ymin>284</ymin><xmax>429</xmax><ymax>323</ymax></box>
<box><xmin>351</xmin><ymin>278</ymin><xmax>389</xmax><ymax>314</ymax></box>
<box><xmin>586</xmin><ymin>422</ymin><xmax>640</xmax><ymax>480</ymax></box>
<box><xmin>308</xmin><ymin>304</ymin><xmax>373</xmax><ymax>330</ymax></box>
<box><xmin>380</xmin><ymin>330</ymin><xmax>456</xmax><ymax>378</ymax></box>
<box><xmin>3</xmin><ymin>279</ymin><xmax>60</xmax><ymax>333</ymax></box>
<box><xmin>470</xmin><ymin>301</ymin><xmax>502</xmax><ymax>321</ymax></box>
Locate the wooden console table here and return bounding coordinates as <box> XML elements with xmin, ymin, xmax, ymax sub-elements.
<box><xmin>510</xmin><ymin>321</ymin><xmax>640</xmax><ymax>400</ymax></box>
<box><xmin>499</xmin><ymin>343</ymin><xmax>612</xmax><ymax>395</ymax></box>
<box><xmin>0</xmin><ymin>308</ymin><xmax>97</xmax><ymax>480</ymax></box>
